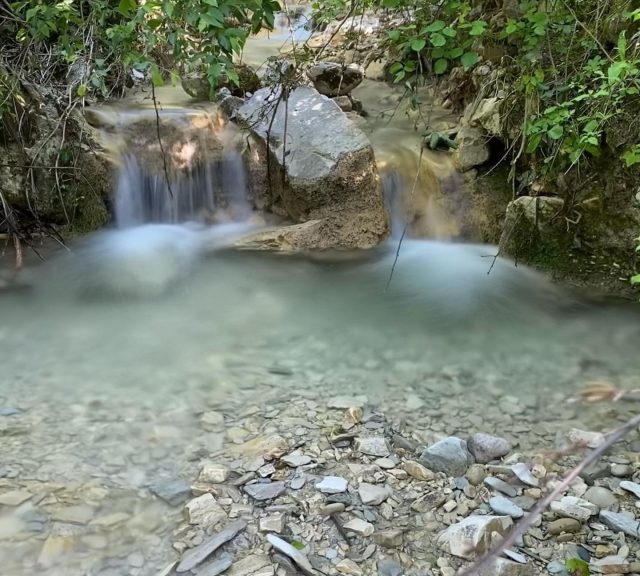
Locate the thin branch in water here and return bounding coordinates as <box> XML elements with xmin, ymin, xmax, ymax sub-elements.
<box><xmin>150</xmin><ymin>81</ymin><xmax>174</xmax><ymax>199</ymax></box>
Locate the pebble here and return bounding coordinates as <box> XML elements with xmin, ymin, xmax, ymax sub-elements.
<box><xmin>358</xmin><ymin>483</ymin><xmax>391</xmax><ymax>505</ymax></box>
<box><xmin>373</xmin><ymin>528</ymin><xmax>403</xmax><ymax>548</ymax></box>
<box><xmin>244</xmin><ymin>481</ymin><xmax>286</xmax><ymax>501</ymax></box>
<box><xmin>185</xmin><ymin>494</ymin><xmax>227</xmax><ymax>526</ymax></box>
<box><xmin>620</xmin><ymin>480</ymin><xmax>640</xmax><ymax>499</ymax></box>
<box><xmin>378</xmin><ymin>558</ymin><xmax>403</xmax><ymax>576</ymax></box>
<box><xmin>566</xmin><ymin>428</ymin><xmax>605</xmax><ymax>449</ymax></box>
<box><xmin>466</xmin><ymin>464</ymin><xmax>486</xmax><ymax>486</ymax></box>
<box><xmin>374</xmin><ymin>458</ymin><xmax>396</xmax><ymax>469</ymax></box>
<box><xmin>511</xmin><ymin>463</ymin><xmax>539</xmax><ymax>487</ymax></box>
<box><xmin>266</xmin><ymin>534</ymin><xmax>316</xmax><ymax>576</ymax></box>
<box><xmin>356</xmin><ymin>436</ymin><xmax>390</xmax><ymax>457</ymax></box>
<box><xmin>316</xmin><ymin>476</ymin><xmax>348</xmax><ymax>494</ymax></box>
<box><xmin>438</xmin><ymin>515</ymin><xmax>513</xmax><ymax>559</ymax></box>
<box><xmin>548</xmin><ymin>518</ymin><xmax>582</xmax><ymax>535</ymax></box>
<box><xmin>176</xmin><ymin>519</ymin><xmax>246</xmax><ymax>572</ymax></box>
<box><xmin>290</xmin><ymin>475</ymin><xmax>306</xmax><ymax>490</ymax></box>
<box><xmin>150</xmin><ymin>479</ymin><xmax>191</xmax><ymax>506</ymax></box>
<box><xmin>320</xmin><ymin>503</ymin><xmax>345</xmax><ymax>515</ymax></box>
<box><xmin>550</xmin><ymin>496</ymin><xmax>598</xmax><ymax>522</ymax></box>
<box><xmin>343</xmin><ymin>518</ymin><xmax>374</xmax><ymax>536</ymax></box>
<box><xmin>584</xmin><ymin>486</ymin><xmax>617</xmax><ymax>509</ymax></box>
<box><xmin>485</xmin><ymin>476</ymin><xmax>518</xmax><ymax>497</ymax></box>
<box><xmin>282</xmin><ymin>450</ymin><xmax>312</xmax><ymax>467</ymax></box>
<box><xmin>403</xmin><ymin>460</ymin><xmax>434</xmax><ymax>481</ymax></box>
<box><xmin>259</xmin><ymin>513</ymin><xmax>285</xmax><ymax>533</ymax></box>
<box><xmin>336</xmin><ymin>559</ymin><xmax>363</xmax><ymax>576</ymax></box>
<box><xmin>489</xmin><ymin>495</ymin><xmax>524</xmax><ymax>518</ymax></box>
<box><xmin>199</xmin><ymin>462</ymin><xmax>231</xmax><ymax>484</ymax></box>
<box><xmin>611</xmin><ymin>463</ymin><xmax>634</xmax><ymax>477</ymax></box>
<box><xmin>599</xmin><ymin>510</ymin><xmax>640</xmax><ymax>537</ymax></box>
<box><xmin>468</xmin><ymin>433</ymin><xmax>512</xmax><ymax>464</ymax></box>
<box><xmin>419</xmin><ymin>436</ymin><xmax>472</xmax><ymax>477</ymax></box>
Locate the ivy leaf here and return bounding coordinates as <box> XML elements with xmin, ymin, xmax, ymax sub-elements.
<box><xmin>434</xmin><ymin>58</ymin><xmax>448</xmax><ymax>74</ymax></box>
<box><xmin>423</xmin><ymin>20</ymin><xmax>446</xmax><ymax>33</ymax></box>
<box><xmin>411</xmin><ymin>38</ymin><xmax>426</xmax><ymax>52</ymax></box>
<box><xmin>469</xmin><ymin>20</ymin><xmax>487</xmax><ymax>36</ymax></box>
<box><xmin>460</xmin><ymin>51</ymin><xmax>479</xmax><ymax>68</ymax></box>
<box><xmin>430</xmin><ymin>33</ymin><xmax>446</xmax><ymax>47</ymax></box>
<box><xmin>547</xmin><ymin>125</ymin><xmax>564</xmax><ymax>140</ymax></box>
<box><xmin>447</xmin><ymin>47</ymin><xmax>464</xmax><ymax>59</ymax></box>
<box><xmin>442</xmin><ymin>27</ymin><xmax>457</xmax><ymax>38</ymax></box>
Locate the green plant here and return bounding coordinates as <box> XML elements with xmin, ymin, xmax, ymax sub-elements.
<box><xmin>566</xmin><ymin>557</ymin><xmax>590</xmax><ymax>576</ymax></box>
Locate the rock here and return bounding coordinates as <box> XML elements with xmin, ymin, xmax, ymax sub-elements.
<box><xmin>489</xmin><ymin>495</ymin><xmax>524</xmax><ymax>518</ymax></box>
<box><xmin>307</xmin><ymin>62</ymin><xmax>364</xmax><ymax>97</ymax></box>
<box><xmin>467</xmin><ymin>97</ymin><xmax>506</xmax><ymax>138</ymax></box>
<box><xmin>50</xmin><ymin>505</ymin><xmax>94</xmax><ymax>525</ymax></box>
<box><xmin>438</xmin><ymin>515</ymin><xmax>513</xmax><ymax>559</ymax></box>
<box><xmin>404</xmin><ymin>460</ymin><xmax>435</xmax><ymax>481</ymax></box>
<box><xmin>186</xmin><ymin>494</ymin><xmax>227</xmax><ymax>527</ymax></box>
<box><xmin>511</xmin><ymin>463</ymin><xmax>539</xmax><ymax>487</ymax></box>
<box><xmin>316</xmin><ymin>476</ymin><xmax>348</xmax><ymax>494</ymax></box>
<box><xmin>282</xmin><ymin>450</ymin><xmax>312</xmax><ymax>467</ymax></box>
<box><xmin>611</xmin><ymin>463</ymin><xmax>634</xmax><ymax>477</ymax></box>
<box><xmin>237</xmin><ymin>86</ymin><xmax>388</xmax><ymax>251</ymax></box>
<box><xmin>374</xmin><ymin>458</ymin><xmax>396</xmax><ymax>469</ymax></box>
<box><xmin>320</xmin><ymin>503</ymin><xmax>345</xmax><ymax>515</ymax></box>
<box><xmin>266</xmin><ymin>534</ymin><xmax>316</xmax><ymax>576</ymax></box>
<box><xmin>356</xmin><ymin>437</ymin><xmax>390</xmax><ymax>457</ymax></box>
<box><xmin>197</xmin><ymin>554</ymin><xmax>234</xmax><ymax>576</ymax></box>
<box><xmin>0</xmin><ymin>490</ymin><xmax>32</xmax><ymax>506</ymax></box>
<box><xmin>336</xmin><ymin>558</ymin><xmax>363</xmax><ymax>576</ymax></box>
<box><xmin>584</xmin><ymin>486</ymin><xmax>617</xmax><ymax>510</ymax></box>
<box><xmin>476</xmin><ymin>557</ymin><xmax>536</xmax><ymax>576</ymax></box>
<box><xmin>226</xmin><ymin>555</ymin><xmax>274</xmax><ymax>576</ymax></box>
<box><xmin>468</xmin><ymin>433</ymin><xmax>512</xmax><ymax>464</ymax></box>
<box><xmin>290</xmin><ymin>475</ymin><xmax>306</xmax><ymax>490</ymax></box>
<box><xmin>548</xmin><ymin>518</ymin><xmax>582</xmax><ymax>535</ymax></box>
<box><xmin>327</xmin><ymin>396</ymin><xmax>368</xmax><ymax>409</ymax></box>
<box><xmin>453</xmin><ymin>126</ymin><xmax>490</xmax><ymax>171</ymax></box>
<box><xmin>199</xmin><ymin>462</ymin><xmax>231</xmax><ymax>484</ymax></box>
<box><xmin>231</xmin><ymin>434</ymin><xmax>289</xmax><ymax>460</ymax></box>
<box><xmin>566</xmin><ymin>428</ymin><xmax>606</xmax><ymax>449</ymax></box>
<box><xmin>373</xmin><ymin>528</ymin><xmax>403</xmax><ymax>548</ymax></box>
<box><xmin>599</xmin><ymin>510</ymin><xmax>640</xmax><ymax>537</ymax></box>
<box><xmin>358</xmin><ymin>483</ymin><xmax>391</xmax><ymax>505</ymax></box>
<box><xmin>259</xmin><ymin>513</ymin><xmax>285</xmax><ymax>533</ymax></box>
<box><xmin>484</xmin><ymin>476</ymin><xmax>518</xmax><ymax>497</ymax></box>
<box><xmin>150</xmin><ymin>479</ymin><xmax>191</xmax><ymax>506</ymax></box>
<box><xmin>37</xmin><ymin>535</ymin><xmax>74</xmax><ymax>568</ymax></box>
<box><xmin>332</xmin><ymin>96</ymin><xmax>353</xmax><ymax>112</ymax></box>
<box><xmin>344</xmin><ymin>518</ymin><xmax>375</xmax><ymax>536</ymax></box>
<box><xmin>244</xmin><ymin>481</ymin><xmax>286</xmax><ymax>501</ymax></box>
<box><xmin>378</xmin><ymin>558</ymin><xmax>403</xmax><ymax>576</ymax></box>
<box><xmin>182</xmin><ymin>63</ymin><xmax>261</xmax><ymax>99</ymax></box>
<box><xmin>201</xmin><ymin>411</ymin><xmax>225</xmax><ymax>431</ymax></box>
<box><xmin>176</xmin><ymin>519</ymin><xmax>246</xmax><ymax>572</ymax></box>
<box><xmin>619</xmin><ymin>481</ymin><xmax>640</xmax><ymax>499</ymax></box>
<box><xmin>419</xmin><ymin>437</ymin><xmax>472</xmax><ymax>477</ymax></box>
<box><xmin>550</xmin><ymin>496</ymin><xmax>598</xmax><ymax>522</ymax></box>
<box><xmin>466</xmin><ymin>464</ymin><xmax>487</xmax><ymax>486</ymax></box>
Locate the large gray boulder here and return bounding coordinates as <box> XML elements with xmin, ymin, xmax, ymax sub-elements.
<box><xmin>236</xmin><ymin>86</ymin><xmax>388</xmax><ymax>250</ymax></box>
<box><xmin>306</xmin><ymin>62</ymin><xmax>364</xmax><ymax>97</ymax></box>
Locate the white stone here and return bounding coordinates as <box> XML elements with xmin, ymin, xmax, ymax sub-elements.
<box><xmin>259</xmin><ymin>513</ymin><xmax>285</xmax><ymax>533</ymax></box>
<box><xmin>438</xmin><ymin>515</ymin><xmax>513</xmax><ymax>559</ymax></box>
<box><xmin>343</xmin><ymin>518</ymin><xmax>374</xmax><ymax>537</ymax></box>
<box><xmin>316</xmin><ymin>476</ymin><xmax>348</xmax><ymax>494</ymax></box>
<box><xmin>199</xmin><ymin>462</ymin><xmax>230</xmax><ymax>484</ymax></box>
<box><xmin>185</xmin><ymin>494</ymin><xmax>227</xmax><ymax>527</ymax></box>
<box><xmin>358</xmin><ymin>483</ymin><xmax>391</xmax><ymax>505</ymax></box>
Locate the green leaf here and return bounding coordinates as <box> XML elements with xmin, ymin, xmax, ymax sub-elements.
<box><xmin>469</xmin><ymin>20</ymin><xmax>487</xmax><ymax>36</ymax></box>
<box><xmin>547</xmin><ymin>125</ymin><xmax>564</xmax><ymax>140</ymax></box>
<box><xmin>117</xmin><ymin>0</ymin><xmax>136</xmax><ymax>16</ymax></box>
<box><xmin>389</xmin><ymin>62</ymin><xmax>403</xmax><ymax>74</ymax></box>
<box><xmin>526</xmin><ymin>133</ymin><xmax>542</xmax><ymax>153</ymax></box>
<box><xmin>442</xmin><ymin>27</ymin><xmax>457</xmax><ymax>38</ymax></box>
<box><xmin>150</xmin><ymin>64</ymin><xmax>164</xmax><ymax>87</ymax></box>
<box><xmin>460</xmin><ymin>51</ymin><xmax>479</xmax><ymax>68</ymax></box>
<box><xmin>424</xmin><ymin>20</ymin><xmax>446</xmax><ymax>33</ymax></box>
<box><xmin>388</xmin><ymin>30</ymin><xmax>400</xmax><ymax>42</ymax></box>
<box><xmin>291</xmin><ymin>540</ymin><xmax>305</xmax><ymax>550</ymax></box>
<box><xmin>430</xmin><ymin>33</ymin><xmax>446</xmax><ymax>47</ymax></box>
<box><xmin>411</xmin><ymin>38</ymin><xmax>426</xmax><ymax>52</ymax></box>
<box><xmin>618</xmin><ymin>31</ymin><xmax>627</xmax><ymax>58</ymax></box>
<box><xmin>608</xmin><ymin>61</ymin><xmax>626</xmax><ymax>85</ymax></box>
<box><xmin>631</xmin><ymin>274</ymin><xmax>640</xmax><ymax>285</ymax></box>
<box><xmin>434</xmin><ymin>58</ymin><xmax>448</xmax><ymax>74</ymax></box>
<box><xmin>566</xmin><ymin>557</ymin><xmax>590</xmax><ymax>576</ymax></box>
<box><xmin>447</xmin><ymin>47</ymin><xmax>464</xmax><ymax>59</ymax></box>
<box><xmin>76</xmin><ymin>84</ymin><xmax>87</xmax><ymax>97</ymax></box>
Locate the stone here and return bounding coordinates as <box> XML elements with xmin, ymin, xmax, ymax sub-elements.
<box><xmin>0</xmin><ymin>490</ymin><xmax>32</xmax><ymax>506</ymax></box>
<box><xmin>307</xmin><ymin>62</ymin><xmax>364</xmax><ymax>97</ymax></box>
<box><xmin>484</xmin><ymin>476</ymin><xmax>518</xmax><ymax>497</ymax></box>
<box><xmin>468</xmin><ymin>433</ymin><xmax>512</xmax><ymax>464</ymax></box>
<box><xmin>550</xmin><ymin>496</ymin><xmax>598</xmax><ymax>522</ymax></box>
<box><xmin>176</xmin><ymin>520</ymin><xmax>247</xmax><ymax>572</ymax></box>
<box><xmin>237</xmin><ymin>87</ymin><xmax>388</xmax><ymax>251</ymax></box>
<box><xmin>356</xmin><ymin>437</ymin><xmax>390</xmax><ymax>457</ymax></box>
<box><xmin>358</xmin><ymin>483</ymin><xmax>391</xmax><ymax>506</ymax></box>
<box><xmin>373</xmin><ymin>528</ymin><xmax>403</xmax><ymax>548</ymax></box>
<box><xmin>266</xmin><ymin>534</ymin><xmax>316</xmax><ymax>576</ymax></box>
<box><xmin>584</xmin><ymin>486</ymin><xmax>617</xmax><ymax>510</ymax></box>
<box><xmin>453</xmin><ymin>126</ymin><xmax>490</xmax><ymax>171</ymax></box>
<box><xmin>476</xmin><ymin>557</ymin><xmax>536</xmax><ymax>576</ymax></box>
<box><xmin>316</xmin><ymin>476</ymin><xmax>348</xmax><ymax>494</ymax></box>
<box><xmin>226</xmin><ymin>555</ymin><xmax>274</xmax><ymax>576</ymax></box>
<box><xmin>332</xmin><ymin>96</ymin><xmax>353</xmax><ymax>112</ymax></box>
<box><xmin>467</xmin><ymin>97</ymin><xmax>505</xmax><ymax>138</ymax></box>
<box><xmin>320</xmin><ymin>503</ymin><xmax>345</xmax><ymax>515</ymax></box>
<box><xmin>150</xmin><ymin>479</ymin><xmax>191</xmax><ymax>506</ymax></box>
<box><xmin>419</xmin><ymin>437</ymin><xmax>472</xmax><ymax>477</ymax></box>
<box><xmin>378</xmin><ymin>558</ymin><xmax>403</xmax><ymax>576</ymax></box>
<box><xmin>599</xmin><ymin>510</ymin><xmax>640</xmax><ymax>538</ymax></box>
<box><xmin>282</xmin><ymin>450</ymin><xmax>312</xmax><ymax>467</ymax></box>
<box><xmin>375</xmin><ymin>458</ymin><xmax>396</xmax><ymax>469</ymax></box>
<box><xmin>186</xmin><ymin>494</ymin><xmax>227</xmax><ymax>527</ymax></box>
<box><xmin>290</xmin><ymin>475</ymin><xmax>306</xmax><ymax>490</ymax></box>
<box><xmin>259</xmin><ymin>513</ymin><xmax>285</xmax><ymax>533</ymax></box>
<box><xmin>403</xmin><ymin>460</ymin><xmax>435</xmax><ymax>481</ymax></box>
<box><xmin>37</xmin><ymin>535</ymin><xmax>73</xmax><ymax>568</ymax></box>
<box><xmin>611</xmin><ymin>463</ymin><xmax>633</xmax><ymax>477</ymax></box>
<box><xmin>438</xmin><ymin>515</ymin><xmax>513</xmax><ymax>559</ymax></box>
<box><xmin>336</xmin><ymin>558</ymin><xmax>363</xmax><ymax>576</ymax></box>
<box><xmin>466</xmin><ymin>464</ymin><xmax>487</xmax><ymax>486</ymax></box>
<box><xmin>50</xmin><ymin>505</ymin><xmax>94</xmax><ymax>525</ymax></box>
<box><xmin>200</xmin><ymin>411</ymin><xmax>225</xmax><ymax>431</ymax></box>
<box><xmin>199</xmin><ymin>462</ymin><xmax>231</xmax><ymax>484</ymax></box>
<box><xmin>230</xmin><ymin>434</ymin><xmax>289</xmax><ymax>460</ymax></box>
<box><xmin>548</xmin><ymin>518</ymin><xmax>582</xmax><ymax>535</ymax></box>
<box><xmin>344</xmin><ymin>518</ymin><xmax>374</xmax><ymax>537</ymax></box>
<box><xmin>197</xmin><ymin>554</ymin><xmax>234</xmax><ymax>576</ymax></box>
<box><xmin>620</xmin><ymin>481</ymin><xmax>640</xmax><ymax>499</ymax></box>
<box><xmin>489</xmin><ymin>495</ymin><xmax>524</xmax><ymax>518</ymax></box>
<box><xmin>566</xmin><ymin>428</ymin><xmax>606</xmax><ymax>449</ymax></box>
<box><xmin>244</xmin><ymin>481</ymin><xmax>286</xmax><ymax>501</ymax></box>
<box><xmin>511</xmin><ymin>463</ymin><xmax>539</xmax><ymax>487</ymax></box>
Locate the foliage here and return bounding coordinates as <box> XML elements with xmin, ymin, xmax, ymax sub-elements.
<box><xmin>633</xmin><ymin>237</ymin><xmax>640</xmax><ymax>286</ymax></box>
<box><xmin>566</xmin><ymin>557</ymin><xmax>590</xmax><ymax>576</ymax></box>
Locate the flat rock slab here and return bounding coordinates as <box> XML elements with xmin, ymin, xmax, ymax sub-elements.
<box><xmin>176</xmin><ymin>519</ymin><xmax>246</xmax><ymax>572</ymax></box>
<box><xmin>244</xmin><ymin>481</ymin><xmax>286</xmax><ymax>501</ymax></box>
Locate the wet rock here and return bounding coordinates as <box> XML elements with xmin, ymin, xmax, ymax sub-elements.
<box><xmin>373</xmin><ymin>528</ymin><xmax>403</xmax><ymax>548</ymax></box>
<box><xmin>316</xmin><ymin>476</ymin><xmax>348</xmax><ymax>494</ymax></box>
<box><xmin>282</xmin><ymin>450</ymin><xmax>312</xmax><ymax>467</ymax></box>
<box><xmin>468</xmin><ymin>433</ymin><xmax>512</xmax><ymax>464</ymax></box>
<box><xmin>186</xmin><ymin>494</ymin><xmax>227</xmax><ymax>527</ymax></box>
<box><xmin>378</xmin><ymin>558</ymin><xmax>403</xmax><ymax>576</ymax></box>
<box><xmin>344</xmin><ymin>518</ymin><xmax>374</xmax><ymax>536</ymax></box>
<box><xmin>489</xmin><ymin>495</ymin><xmax>524</xmax><ymax>519</ymax></box>
<box><xmin>199</xmin><ymin>462</ymin><xmax>231</xmax><ymax>484</ymax></box>
<box><xmin>0</xmin><ymin>407</ymin><xmax>20</xmax><ymax>416</ymax></box>
<box><xmin>237</xmin><ymin>86</ymin><xmax>388</xmax><ymax>251</ymax></box>
<box><xmin>358</xmin><ymin>483</ymin><xmax>391</xmax><ymax>505</ymax></box>
<box><xmin>403</xmin><ymin>460</ymin><xmax>435</xmax><ymax>481</ymax></box>
<box><xmin>336</xmin><ymin>558</ymin><xmax>363</xmax><ymax>576</ymax></box>
<box><xmin>548</xmin><ymin>518</ymin><xmax>582</xmax><ymax>535</ymax></box>
<box><xmin>566</xmin><ymin>428</ymin><xmax>606</xmax><ymax>449</ymax></box>
<box><xmin>50</xmin><ymin>504</ymin><xmax>94</xmax><ymax>525</ymax></box>
<box><xmin>150</xmin><ymin>478</ymin><xmax>191</xmax><ymax>506</ymax></box>
<box><xmin>550</xmin><ymin>496</ymin><xmax>598</xmax><ymax>522</ymax></box>
<box><xmin>584</xmin><ymin>486</ymin><xmax>617</xmax><ymax>510</ymax></box>
<box><xmin>356</xmin><ymin>436</ymin><xmax>390</xmax><ymax>457</ymax></box>
<box><xmin>244</xmin><ymin>481</ymin><xmax>286</xmax><ymax>501</ymax></box>
<box><xmin>37</xmin><ymin>535</ymin><xmax>73</xmax><ymax>568</ymax></box>
<box><xmin>419</xmin><ymin>436</ymin><xmax>472</xmax><ymax>477</ymax></box>
<box><xmin>0</xmin><ymin>490</ymin><xmax>32</xmax><ymax>506</ymax></box>
<box><xmin>201</xmin><ymin>411</ymin><xmax>225</xmax><ymax>431</ymax></box>
<box><xmin>266</xmin><ymin>534</ymin><xmax>316</xmax><ymax>576</ymax></box>
<box><xmin>231</xmin><ymin>435</ymin><xmax>289</xmax><ymax>460</ymax></box>
<box><xmin>176</xmin><ymin>519</ymin><xmax>246</xmax><ymax>572</ymax></box>
<box><xmin>599</xmin><ymin>510</ymin><xmax>640</xmax><ymax>537</ymax></box>
<box><xmin>438</xmin><ymin>515</ymin><xmax>513</xmax><ymax>559</ymax></box>
<box><xmin>327</xmin><ymin>396</ymin><xmax>368</xmax><ymax>409</ymax></box>
<box><xmin>307</xmin><ymin>62</ymin><xmax>364</xmax><ymax>97</ymax></box>
<box><xmin>453</xmin><ymin>126</ymin><xmax>490</xmax><ymax>171</ymax></box>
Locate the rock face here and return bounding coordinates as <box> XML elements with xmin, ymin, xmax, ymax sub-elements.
<box><xmin>237</xmin><ymin>86</ymin><xmax>388</xmax><ymax>250</ymax></box>
<box><xmin>307</xmin><ymin>62</ymin><xmax>364</xmax><ymax>97</ymax></box>
<box><xmin>453</xmin><ymin>126</ymin><xmax>490</xmax><ymax>171</ymax></box>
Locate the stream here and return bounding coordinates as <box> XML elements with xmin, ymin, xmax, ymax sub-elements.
<box><xmin>1</xmin><ymin>9</ymin><xmax>640</xmax><ymax>576</ymax></box>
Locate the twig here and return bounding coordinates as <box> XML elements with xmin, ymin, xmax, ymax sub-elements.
<box><xmin>460</xmin><ymin>411</ymin><xmax>640</xmax><ymax>576</ymax></box>
<box><xmin>150</xmin><ymin>81</ymin><xmax>174</xmax><ymax>199</ymax></box>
